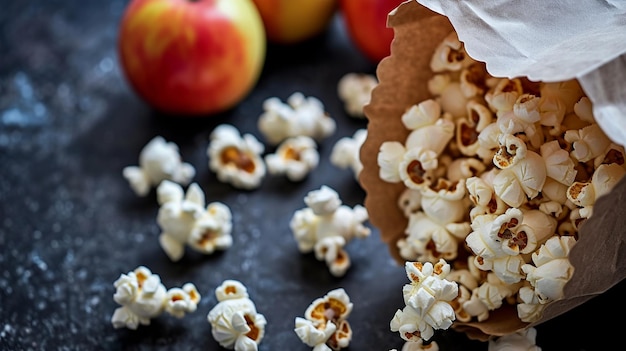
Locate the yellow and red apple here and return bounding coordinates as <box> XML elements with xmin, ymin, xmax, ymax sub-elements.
<box><xmin>251</xmin><ymin>0</ymin><xmax>338</xmax><ymax>44</ymax></box>
<box><xmin>118</xmin><ymin>0</ymin><xmax>266</xmax><ymax>116</ymax></box>
<box><xmin>339</xmin><ymin>0</ymin><xmax>405</xmax><ymax>63</ymax></box>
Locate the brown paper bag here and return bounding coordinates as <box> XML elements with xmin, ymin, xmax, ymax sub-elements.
<box><xmin>359</xmin><ymin>0</ymin><xmax>626</xmax><ymax>341</ymax></box>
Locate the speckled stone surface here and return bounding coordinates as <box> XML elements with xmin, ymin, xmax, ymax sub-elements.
<box><xmin>0</xmin><ymin>1</ymin><xmax>624</xmax><ymax>351</ymax></box>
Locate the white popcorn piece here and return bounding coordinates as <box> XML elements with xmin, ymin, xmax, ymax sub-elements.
<box><xmin>123</xmin><ymin>136</ymin><xmax>195</xmax><ymax>197</ymax></box>
<box><xmin>493</xmin><ymin>134</ymin><xmax>528</xmax><ymax>170</ymax></box>
<box><xmin>516</xmin><ymin>285</ymin><xmax>546</xmax><ymax>323</ymax></box>
<box><xmin>265</xmin><ymin>135</ymin><xmax>319</xmax><ymax>182</ymax></box>
<box><xmin>258</xmin><ymin>92</ymin><xmax>336</xmax><ymax>145</ymax></box>
<box><xmin>330</xmin><ymin>128</ymin><xmax>367</xmax><ymax>179</ymax></box>
<box><xmin>398</xmin><ymin>147</ymin><xmax>439</xmax><ymax>190</ymax></box>
<box><xmin>337</xmin><ymin>73</ymin><xmax>378</xmax><ymax>118</ymax></box>
<box><xmin>567</xmin><ymin>163</ymin><xmax>626</xmax><ymax>207</ymax></box>
<box><xmin>456</xmin><ymin>101</ymin><xmax>494</xmax><ymax>157</ymax></box>
<box><xmin>164</xmin><ymin>283</ymin><xmax>201</xmax><ymax>318</ymax></box>
<box><xmin>594</xmin><ymin>143</ymin><xmax>626</xmax><ymax>170</ymax></box>
<box><xmin>499</xmin><ymin>94</ymin><xmax>541</xmax><ymax>134</ymax></box>
<box><xmin>540</xmin><ymin>140</ymin><xmax>577</xmax><ymax>186</ymax></box>
<box><xmin>566</xmin><ymin>163</ymin><xmax>626</xmax><ymax>219</ymax></box>
<box><xmin>493</xmin><ymin>150</ymin><xmax>547</xmax><ymax>208</ymax></box>
<box><xmin>207</xmin><ymin>280</ymin><xmax>267</xmax><ymax>351</ymax></box>
<box><xmin>466</xmin><ymin>174</ymin><xmax>507</xmax><ymax>220</ymax></box>
<box><xmin>446</xmin><ymin>157</ymin><xmax>486</xmax><ymax>183</ymax></box>
<box><xmin>289</xmin><ymin>186</ymin><xmax>370</xmax><ymax>277</ymax></box>
<box><xmin>564</xmin><ymin>123</ymin><xmax>612</xmax><ymax>163</ymax></box>
<box><xmin>420</xmin><ymin>178</ymin><xmax>468</xmax><ymax>224</ymax></box>
<box><xmin>294</xmin><ymin>317</ymin><xmax>336</xmax><ymax>351</ymax></box>
<box><xmin>476</xmin><ymin>122</ymin><xmax>502</xmax><ymax>163</ymax></box>
<box><xmin>404</xmin><ymin>106</ymin><xmax>455</xmax><ymax>155</ymax></box>
<box><xmin>487</xmin><ymin>327</ymin><xmax>542</xmax><ymax>351</ymax></box>
<box><xmin>429</xmin><ymin>31</ymin><xmax>473</xmax><ymax>73</ymax></box>
<box><xmin>378</xmin><ymin>141</ymin><xmax>407</xmax><ymax>183</ymax></box>
<box><xmin>521</xmin><ymin>236</ymin><xmax>577</xmax><ymax>304</ymax></box>
<box><xmin>391</xmin><ymin>260</ymin><xmax>458</xmax><ymax>342</ymax></box>
<box><xmin>400</xmin><ymin>210</ymin><xmax>470</xmax><ymax>262</ymax></box>
<box><xmin>539</xmin><ymin>80</ymin><xmax>585</xmax><ymax>129</ymax></box>
<box><xmin>398</xmin><ymin>178</ymin><xmax>471</xmax><ymax>261</ymax></box>
<box><xmin>572</xmin><ymin>96</ymin><xmax>595</xmax><ymax>124</ymax></box>
<box><xmin>459</xmin><ymin>63</ymin><xmax>488</xmax><ymax>99</ymax></box>
<box><xmin>207</xmin><ymin>124</ymin><xmax>266</xmax><ymax>190</ymax></box>
<box><xmin>485</xmin><ymin>79</ymin><xmax>524</xmax><ymax>113</ymax></box>
<box><xmin>156</xmin><ymin>180</ymin><xmax>233</xmax><ymax>261</ymax></box>
<box><xmin>295</xmin><ymin>288</ymin><xmax>353</xmax><ymax>351</ymax></box>
<box><xmin>465</xmin><ymin>209</ymin><xmax>530</xmax><ymax>284</ymax></box>
<box><xmin>111</xmin><ymin>266</ymin><xmax>201</xmax><ymax>329</ymax></box>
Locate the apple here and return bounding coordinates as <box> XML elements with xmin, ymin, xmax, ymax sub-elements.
<box><xmin>118</xmin><ymin>0</ymin><xmax>266</xmax><ymax>116</ymax></box>
<box><xmin>251</xmin><ymin>0</ymin><xmax>338</xmax><ymax>44</ymax></box>
<box><xmin>339</xmin><ymin>0</ymin><xmax>405</xmax><ymax>63</ymax></box>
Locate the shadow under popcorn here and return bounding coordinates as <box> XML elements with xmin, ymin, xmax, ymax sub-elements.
<box><xmin>359</xmin><ymin>0</ymin><xmax>626</xmax><ymax>341</ymax></box>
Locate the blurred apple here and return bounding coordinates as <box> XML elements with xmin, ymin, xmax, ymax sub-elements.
<box><xmin>118</xmin><ymin>0</ymin><xmax>266</xmax><ymax>116</ymax></box>
<box><xmin>340</xmin><ymin>0</ymin><xmax>405</xmax><ymax>63</ymax></box>
<box><xmin>252</xmin><ymin>0</ymin><xmax>338</xmax><ymax>44</ymax></box>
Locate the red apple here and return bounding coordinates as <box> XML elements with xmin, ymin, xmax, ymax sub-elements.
<box><xmin>339</xmin><ymin>0</ymin><xmax>405</xmax><ymax>63</ymax></box>
<box><xmin>118</xmin><ymin>0</ymin><xmax>266</xmax><ymax>116</ymax></box>
<box><xmin>251</xmin><ymin>0</ymin><xmax>338</xmax><ymax>44</ymax></box>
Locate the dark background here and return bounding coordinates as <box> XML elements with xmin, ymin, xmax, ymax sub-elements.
<box><xmin>0</xmin><ymin>1</ymin><xmax>624</xmax><ymax>350</ymax></box>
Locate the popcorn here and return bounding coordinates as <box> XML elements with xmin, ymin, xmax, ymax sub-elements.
<box><xmin>397</xmin><ymin>179</ymin><xmax>471</xmax><ymax>262</ymax></box>
<box><xmin>111</xmin><ymin>266</ymin><xmax>200</xmax><ymax>329</ymax></box>
<box><xmin>122</xmin><ymin>136</ymin><xmax>195</xmax><ymax>196</ymax></box>
<box><xmin>294</xmin><ymin>288</ymin><xmax>353</xmax><ymax>351</ymax></box>
<box><xmin>207</xmin><ymin>280</ymin><xmax>266</xmax><ymax>351</ymax></box>
<box><xmin>156</xmin><ymin>180</ymin><xmax>233</xmax><ymax>261</ymax></box>
<box><xmin>330</xmin><ymin>128</ymin><xmax>367</xmax><ymax>180</ymax></box>
<box><xmin>264</xmin><ymin>135</ymin><xmax>319</xmax><ymax>181</ymax></box>
<box><xmin>289</xmin><ymin>185</ymin><xmax>370</xmax><ymax>277</ymax></box>
<box><xmin>390</xmin><ymin>260</ymin><xmax>458</xmax><ymax>342</ymax></box>
<box><xmin>207</xmin><ymin>124</ymin><xmax>266</xmax><ymax>190</ymax></box>
<box><xmin>487</xmin><ymin>327</ymin><xmax>542</xmax><ymax>351</ymax></box>
<box><xmin>257</xmin><ymin>92</ymin><xmax>336</xmax><ymax>145</ymax></box>
<box><xmin>564</xmin><ymin>123</ymin><xmax>612</xmax><ymax>163</ymax></box>
<box><xmin>363</xmin><ymin>9</ymin><xmax>626</xmax><ymax>341</ymax></box>
<box><xmin>337</xmin><ymin>73</ymin><xmax>378</xmax><ymax>118</ymax></box>
<box><xmin>521</xmin><ymin>235</ymin><xmax>576</xmax><ymax>305</ymax></box>
<box><xmin>566</xmin><ymin>163</ymin><xmax>626</xmax><ymax>219</ymax></box>
<box><xmin>429</xmin><ymin>31</ymin><xmax>473</xmax><ymax>73</ymax></box>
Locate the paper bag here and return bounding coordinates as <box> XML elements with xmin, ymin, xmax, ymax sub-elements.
<box><xmin>359</xmin><ymin>0</ymin><xmax>626</xmax><ymax>341</ymax></box>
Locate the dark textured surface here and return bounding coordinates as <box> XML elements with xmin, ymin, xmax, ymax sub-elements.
<box><xmin>0</xmin><ymin>1</ymin><xmax>624</xmax><ymax>350</ymax></box>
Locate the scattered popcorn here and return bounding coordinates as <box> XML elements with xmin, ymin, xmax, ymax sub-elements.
<box><xmin>207</xmin><ymin>124</ymin><xmax>266</xmax><ymax>190</ymax></box>
<box><xmin>156</xmin><ymin>180</ymin><xmax>233</xmax><ymax>262</ymax></box>
<box><xmin>294</xmin><ymin>288</ymin><xmax>353</xmax><ymax>351</ymax></box>
<box><xmin>111</xmin><ymin>266</ymin><xmax>200</xmax><ymax>329</ymax></box>
<box><xmin>390</xmin><ymin>260</ymin><xmax>458</xmax><ymax>342</ymax></box>
<box><xmin>207</xmin><ymin>280</ymin><xmax>267</xmax><ymax>351</ymax></box>
<box><xmin>257</xmin><ymin>92</ymin><xmax>336</xmax><ymax>145</ymax></box>
<box><xmin>376</xmin><ymin>30</ymin><xmax>626</xmax><ymax>335</ymax></box>
<box><xmin>330</xmin><ymin>128</ymin><xmax>367</xmax><ymax>179</ymax></box>
<box><xmin>123</xmin><ymin>136</ymin><xmax>195</xmax><ymax>196</ymax></box>
<box><xmin>337</xmin><ymin>72</ymin><xmax>378</xmax><ymax>118</ymax></box>
<box><xmin>264</xmin><ymin>135</ymin><xmax>319</xmax><ymax>182</ymax></box>
<box><xmin>289</xmin><ymin>185</ymin><xmax>371</xmax><ymax>277</ymax></box>
<box><xmin>487</xmin><ymin>327</ymin><xmax>542</xmax><ymax>351</ymax></box>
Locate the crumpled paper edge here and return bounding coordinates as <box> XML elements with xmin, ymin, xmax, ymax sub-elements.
<box><xmin>359</xmin><ymin>0</ymin><xmax>626</xmax><ymax>341</ymax></box>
